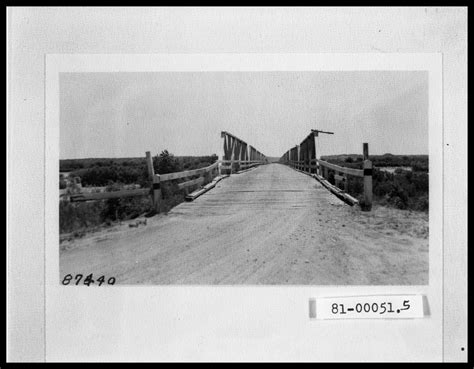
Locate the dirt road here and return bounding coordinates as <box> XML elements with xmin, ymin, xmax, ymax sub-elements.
<box><xmin>60</xmin><ymin>164</ymin><xmax>429</xmax><ymax>285</ymax></box>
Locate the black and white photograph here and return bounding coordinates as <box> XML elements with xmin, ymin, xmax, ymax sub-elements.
<box><xmin>7</xmin><ymin>7</ymin><xmax>467</xmax><ymax>363</ymax></box>
<box><xmin>58</xmin><ymin>71</ymin><xmax>430</xmax><ymax>286</ymax></box>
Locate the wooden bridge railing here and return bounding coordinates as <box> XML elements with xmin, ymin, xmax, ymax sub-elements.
<box><xmin>145</xmin><ymin>152</ymin><xmax>223</xmax><ymax>212</ymax></box>
<box><xmin>220</xmin><ymin>131</ymin><xmax>268</xmax><ymax>174</ymax></box>
<box><xmin>69</xmin><ymin>152</ymin><xmax>222</xmax><ymax>211</ymax></box>
<box><xmin>68</xmin><ymin>188</ymin><xmax>150</xmax><ymax>202</ymax></box>
<box><xmin>69</xmin><ymin>131</ymin><xmax>268</xmax><ymax>211</ymax></box>
<box><xmin>280</xmin><ymin>133</ymin><xmax>373</xmax><ymax>211</ymax></box>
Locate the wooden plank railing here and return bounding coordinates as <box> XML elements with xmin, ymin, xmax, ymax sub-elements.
<box><xmin>65</xmin><ymin>135</ymin><xmax>266</xmax><ymax>210</ymax></box>
<box><xmin>220</xmin><ymin>131</ymin><xmax>268</xmax><ymax>174</ymax></box>
<box><xmin>280</xmin><ymin>138</ymin><xmax>373</xmax><ymax>211</ymax></box>
<box><xmin>219</xmin><ymin>159</ymin><xmax>266</xmax><ymax>171</ymax></box>
<box><xmin>70</xmin><ymin>188</ymin><xmax>150</xmax><ymax>202</ymax></box>
<box><xmin>146</xmin><ymin>153</ymin><xmax>222</xmax><ymax>212</ymax></box>
<box><xmin>68</xmin><ymin>153</ymin><xmax>222</xmax><ymax>212</ymax></box>
<box><xmin>159</xmin><ymin>162</ymin><xmax>219</xmax><ymax>182</ymax></box>
<box><xmin>317</xmin><ymin>160</ymin><xmax>363</xmax><ymax>178</ymax></box>
<box><xmin>177</xmin><ymin>176</ymin><xmax>204</xmax><ymax>190</ymax></box>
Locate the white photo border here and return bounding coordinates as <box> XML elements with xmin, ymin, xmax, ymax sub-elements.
<box><xmin>44</xmin><ymin>53</ymin><xmax>444</xmax><ymax>362</ymax></box>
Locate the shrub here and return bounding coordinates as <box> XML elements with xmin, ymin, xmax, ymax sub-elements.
<box><xmin>413</xmin><ymin>194</ymin><xmax>429</xmax><ymax>211</ymax></box>
<box><xmin>327</xmin><ymin>171</ymin><xmax>335</xmax><ymax>185</ymax></box>
<box><xmin>411</xmin><ymin>160</ymin><xmax>429</xmax><ymax>172</ymax></box>
<box><xmin>59</xmin><ymin>175</ymin><xmax>67</xmax><ymax>189</ymax></box>
<box><xmin>412</xmin><ymin>172</ymin><xmax>429</xmax><ymax>192</ymax></box>
<box><xmin>60</xmin><ymin>195</ymin><xmax>154</xmax><ymax>235</ymax></box>
<box><xmin>373</xmin><ymin>181</ymin><xmax>392</xmax><ymax>197</ymax></box>
<box><xmin>341</xmin><ymin>164</ymin><xmax>428</xmax><ymax>212</ymax></box>
<box><xmin>346</xmin><ymin>177</ymin><xmax>362</xmax><ymax>195</ymax></box>
<box><xmin>59</xmin><ymin>200</ymin><xmax>105</xmax><ymax>233</ymax></box>
<box><xmin>391</xmin><ymin>196</ymin><xmax>407</xmax><ymax>210</ymax></box>
<box><xmin>154</xmin><ymin>150</ymin><xmax>182</xmax><ymax>174</ymax></box>
<box><xmin>100</xmin><ymin>196</ymin><xmax>153</xmax><ymax>222</ymax></box>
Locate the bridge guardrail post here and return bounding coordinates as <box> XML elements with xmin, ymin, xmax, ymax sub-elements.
<box><xmin>335</xmin><ymin>171</ymin><xmax>341</xmax><ymax>188</ymax></box>
<box><xmin>146</xmin><ymin>151</ymin><xmax>154</xmax><ymax>180</ymax></box>
<box><xmin>362</xmin><ymin>160</ymin><xmax>373</xmax><ymax>211</ymax></box>
<box><xmin>361</xmin><ymin>143</ymin><xmax>373</xmax><ymax>211</ymax></box>
<box><xmin>152</xmin><ymin>175</ymin><xmax>162</xmax><ymax>212</ymax></box>
<box><xmin>204</xmin><ymin>169</ymin><xmax>210</xmax><ymax>185</ymax></box>
<box><xmin>146</xmin><ymin>151</ymin><xmax>162</xmax><ymax>213</ymax></box>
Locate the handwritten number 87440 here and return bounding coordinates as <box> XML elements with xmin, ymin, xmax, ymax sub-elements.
<box><xmin>62</xmin><ymin>274</ymin><xmax>116</xmax><ymax>286</ymax></box>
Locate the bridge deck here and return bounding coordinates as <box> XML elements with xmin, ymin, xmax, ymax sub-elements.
<box><xmin>60</xmin><ymin>163</ymin><xmax>428</xmax><ymax>285</ymax></box>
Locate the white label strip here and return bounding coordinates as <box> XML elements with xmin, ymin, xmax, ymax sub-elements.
<box><xmin>314</xmin><ymin>295</ymin><xmax>424</xmax><ymax>319</ymax></box>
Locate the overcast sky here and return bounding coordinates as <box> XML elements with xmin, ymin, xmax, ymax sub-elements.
<box><xmin>60</xmin><ymin>71</ymin><xmax>428</xmax><ymax>159</ymax></box>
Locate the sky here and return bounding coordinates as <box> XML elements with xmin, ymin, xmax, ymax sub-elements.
<box><xmin>60</xmin><ymin>71</ymin><xmax>428</xmax><ymax>159</ymax></box>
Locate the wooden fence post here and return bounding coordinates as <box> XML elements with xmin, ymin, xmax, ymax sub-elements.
<box><xmin>363</xmin><ymin>142</ymin><xmax>369</xmax><ymax>160</ymax></box>
<box><xmin>152</xmin><ymin>175</ymin><xmax>162</xmax><ymax>212</ymax></box>
<box><xmin>362</xmin><ymin>143</ymin><xmax>372</xmax><ymax>211</ymax></box>
<box><xmin>204</xmin><ymin>167</ymin><xmax>212</xmax><ymax>184</ymax></box>
<box><xmin>146</xmin><ymin>151</ymin><xmax>154</xmax><ymax>179</ymax></box>
<box><xmin>146</xmin><ymin>151</ymin><xmax>161</xmax><ymax>212</ymax></box>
